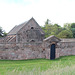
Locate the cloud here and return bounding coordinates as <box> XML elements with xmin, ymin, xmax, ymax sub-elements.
<box><xmin>0</xmin><ymin>0</ymin><xmax>75</xmax><ymax>32</ymax></box>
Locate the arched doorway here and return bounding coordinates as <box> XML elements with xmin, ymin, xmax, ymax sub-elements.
<box><xmin>50</xmin><ymin>44</ymin><xmax>55</xmax><ymax>60</ymax></box>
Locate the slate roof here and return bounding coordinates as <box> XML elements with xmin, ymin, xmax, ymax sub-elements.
<box><xmin>8</xmin><ymin>22</ymin><xmax>27</xmax><ymax>35</ymax></box>
<box><xmin>8</xmin><ymin>17</ymin><xmax>45</xmax><ymax>35</ymax></box>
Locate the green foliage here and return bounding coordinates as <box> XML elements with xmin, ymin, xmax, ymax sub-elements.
<box><xmin>0</xmin><ymin>27</ymin><xmax>4</xmax><ymax>37</ymax></box>
<box><xmin>57</xmin><ymin>30</ymin><xmax>73</xmax><ymax>38</ymax></box>
<box><xmin>64</xmin><ymin>23</ymin><xmax>71</xmax><ymax>30</ymax></box>
<box><xmin>45</xmin><ymin>19</ymin><xmax>51</xmax><ymax>24</ymax></box>
<box><xmin>70</xmin><ymin>23</ymin><xmax>75</xmax><ymax>38</ymax></box>
<box><xmin>57</xmin><ymin>23</ymin><xmax>73</xmax><ymax>38</ymax></box>
<box><xmin>41</xmin><ymin>19</ymin><xmax>75</xmax><ymax>38</ymax></box>
<box><xmin>42</xmin><ymin>20</ymin><xmax>64</xmax><ymax>38</ymax></box>
<box><xmin>71</xmin><ymin>28</ymin><xmax>75</xmax><ymax>38</ymax></box>
<box><xmin>0</xmin><ymin>26</ymin><xmax>7</xmax><ymax>37</ymax></box>
<box><xmin>3</xmin><ymin>32</ymin><xmax>7</xmax><ymax>37</ymax></box>
<box><xmin>71</xmin><ymin>23</ymin><xmax>75</xmax><ymax>28</ymax></box>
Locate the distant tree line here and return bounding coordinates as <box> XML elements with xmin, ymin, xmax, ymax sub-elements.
<box><xmin>41</xmin><ymin>19</ymin><xmax>75</xmax><ymax>38</ymax></box>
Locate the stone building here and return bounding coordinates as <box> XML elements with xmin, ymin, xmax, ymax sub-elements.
<box><xmin>0</xmin><ymin>17</ymin><xmax>44</xmax><ymax>43</ymax></box>
<box><xmin>0</xmin><ymin>18</ymin><xmax>75</xmax><ymax>60</ymax></box>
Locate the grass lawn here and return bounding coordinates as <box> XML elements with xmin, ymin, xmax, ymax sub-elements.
<box><xmin>0</xmin><ymin>56</ymin><xmax>75</xmax><ymax>75</ymax></box>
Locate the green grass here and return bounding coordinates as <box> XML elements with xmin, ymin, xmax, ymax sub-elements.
<box><xmin>0</xmin><ymin>56</ymin><xmax>75</xmax><ymax>75</ymax></box>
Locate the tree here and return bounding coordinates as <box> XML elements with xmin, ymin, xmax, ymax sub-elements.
<box><xmin>0</xmin><ymin>26</ymin><xmax>7</xmax><ymax>37</ymax></box>
<box><xmin>3</xmin><ymin>32</ymin><xmax>7</xmax><ymax>37</ymax></box>
<box><xmin>53</xmin><ymin>24</ymin><xmax>63</xmax><ymax>35</ymax></box>
<box><xmin>0</xmin><ymin>27</ymin><xmax>4</xmax><ymax>37</ymax></box>
<box><xmin>64</xmin><ymin>23</ymin><xmax>71</xmax><ymax>30</ymax></box>
<box><xmin>43</xmin><ymin>23</ymin><xmax>53</xmax><ymax>38</ymax></box>
<box><xmin>71</xmin><ymin>23</ymin><xmax>75</xmax><ymax>38</ymax></box>
<box><xmin>71</xmin><ymin>28</ymin><xmax>75</xmax><ymax>38</ymax></box>
<box><xmin>42</xmin><ymin>19</ymin><xmax>74</xmax><ymax>38</ymax></box>
<box><xmin>45</xmin><ymin>19</ymin><xmax>51</xmax><ymax>25</ymax></box>
<box><xmin>57</xmin><ymin>30</ymin><xmax>73</xmax><ymax>38</ymax></box>
<box><xmin>42</xmin><ymin>20</ymin><xmax>63</xmax><ymax>38</ymax></box>
<box><xmin>71</xmin><ymin>23</ymin><xmax>75</xmax><ymax>28</ymax></box>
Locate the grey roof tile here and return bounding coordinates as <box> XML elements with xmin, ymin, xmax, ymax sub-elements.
<box><xmin>8</xmin><ymin>22</ymin><xmax>27</xmax><ymax>35</ymax></box>
<box><xmin>8</xmin><ymin>17</ymin><xmax>45</xmax><ymax>35</ymax></box>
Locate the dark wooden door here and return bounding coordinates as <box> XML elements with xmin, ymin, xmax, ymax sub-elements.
<box><xmin>50</xmin><ymin>44</ymin><xmax>55</xmax><ymax>60</ymax></box>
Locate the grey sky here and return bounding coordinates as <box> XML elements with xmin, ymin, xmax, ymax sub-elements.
<box><xmin>0</xmin><ymin>0</ymin><xmax>75</xmax><ymax>32</ymax></box>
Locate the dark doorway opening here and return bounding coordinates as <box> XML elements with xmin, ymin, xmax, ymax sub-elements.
<box><xmin>31</xmin><ymin>27</ymin><xmax>34</xmax><ymax>29</ymax></box>
<box><xmin>50</xmin><ymin>44</ymin><xmax>55</xmax><ymax>60</ymax></box>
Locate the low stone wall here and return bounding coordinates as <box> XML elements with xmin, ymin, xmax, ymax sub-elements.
<box><xmin>0</xmin><ymin>39</ymin><xmax>75</xmax><ymax>60</ymax></box>
<box><xmin>44</xmin><ymin>40</ymin><xmax>75</xmax><ymax>59</ymax></box>
<box><xmin>0</xmin><ymin>43</ymin><xmax>46</xmax><ymax>60</ymax></box>
<box><xmin>59</xmin><ymin>42</ymin><xmax>75</xmax><ymax>56</ymax></box>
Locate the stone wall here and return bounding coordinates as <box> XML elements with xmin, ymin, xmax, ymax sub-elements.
<box><xmin>59</xmin><ymin>42</ymin><xmax>75</xmax><ymax>56</ymax></box>
<box><xmin>43</xmin><ymin>38</ymin><xmax>75</xmax><ymax>59</ymax></box>
<box><xmin>17</xmin><ymin>19</ymin><xmax>44</xmax><ymax>43</ymax></box>
<box><xmin>0</xmin><ymin>43</ymin><xmax>45</xmax><ymax>60</ymax></box>
<box><xmin>0</xmin><ymin>38</ymin><xmax>75</xmax><ymax>60</ymax></box>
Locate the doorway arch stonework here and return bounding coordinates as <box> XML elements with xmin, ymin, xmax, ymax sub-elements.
<box><xmin>43</xmin><ymin>35</ymin><xmax>61</xmax><ymax>59</ymax></box>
